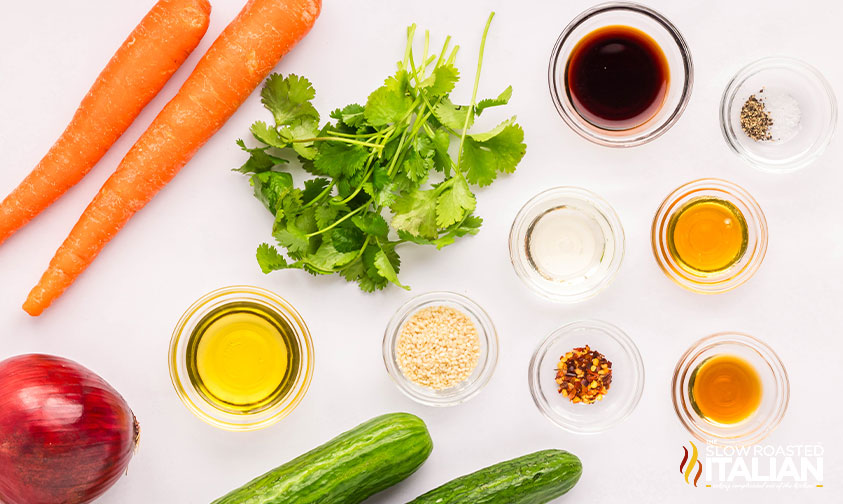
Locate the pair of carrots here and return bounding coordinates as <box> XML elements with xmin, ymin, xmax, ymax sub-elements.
<box><xmin>0</xmin><ymin>0</ymin><xmax>321</xmax><ymax>316</ymax></box>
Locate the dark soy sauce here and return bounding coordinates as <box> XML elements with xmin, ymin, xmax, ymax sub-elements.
<box><xmin>566</xmin><ymin>25</ymin><xmax>669</xmax><ymax>130</ymax></box>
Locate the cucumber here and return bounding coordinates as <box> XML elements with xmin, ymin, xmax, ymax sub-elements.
<box><xmin>407</xmin><ymin>449</ymin><xmax>582</xmax><ymax>504</ymax></box>
<box><xmin>211</xmin><ymin>413</ymin><xmax>433</xmax><ymax>504</ymax></box>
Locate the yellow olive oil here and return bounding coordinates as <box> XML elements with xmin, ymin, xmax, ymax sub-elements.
<box><xmin>689</xmin><ymin>354</ymin><xmax>762</xmax><ymax>425</ymax></box>
<box><xmin>667</xmin><ymin>197</ymin><xmax>748</xmax><ymax>275</ymax></box>
<box><xmin>186</xmin><ymin>301</ymin><xmax>300</xmax><ymax>414</ymax></box>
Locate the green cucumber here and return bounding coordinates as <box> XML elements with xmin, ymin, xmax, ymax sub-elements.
<box><xmin>407</xmin><ymin>449</ymin><xmax>582</xmax><ymax>504</ymax></box>
<box><xmin>211</xmin><ymin>413</ymin><xmax>433</xmax><ymax>504</ymax></box>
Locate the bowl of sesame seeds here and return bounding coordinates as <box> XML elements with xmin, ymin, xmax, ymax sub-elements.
<box><xmin>528</xmin><ymin>320</ymin><xmax>644</xmax><ymax>433</ymax></box>
<box><xmin>383</xmin><ymin>291</ymin><xmax>498</xmax><ymax>407</ymax></box>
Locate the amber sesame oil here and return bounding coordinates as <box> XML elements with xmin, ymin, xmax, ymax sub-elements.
<box><xmin>185</xmin><ymin>301</ymin><xmax>301</xmax><ymax>413</ymax></box>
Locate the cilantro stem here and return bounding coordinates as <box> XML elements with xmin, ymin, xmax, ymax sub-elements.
<box><xmin>455</xmin><ymin>12</ymin><xmax>494</xmax><ymax>174</ymax></box>
<box><xmin>305</xmin><ymin>205</ymin><xmax>365</xmax><ymax>238</ymax></box>
<box><xmin>293</xmin><ymin>136</ymin><xmax>384</xmax><ymax>149</ymax></box>
<box><xmin>436</xmin><ymin>36</ymin><xmax>451</xmax><ymax>68</ymax></box>
<box><xmin>403</xmin><ymin>24</ymin><xmax>417</xmax><ymax>69</ymax></box>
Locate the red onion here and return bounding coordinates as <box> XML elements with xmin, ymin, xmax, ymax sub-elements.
<box><xmin>0</xmin><ymin>354</ymin><xmax>139</xmax><ymax>504</ymax></box>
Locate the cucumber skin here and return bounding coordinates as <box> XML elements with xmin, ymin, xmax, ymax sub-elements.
<box><xmin>407</xmin><ymin>449</ymin><xmax>582</xmax><ymax>504</ymax></box>
<box><xmin>211</xmin><ymin>413</ymin><xmax>433</xmax><ymax>504</ymax></box>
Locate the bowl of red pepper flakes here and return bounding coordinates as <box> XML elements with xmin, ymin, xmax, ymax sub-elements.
<box><xmin>556</xmin><ymin>345</ymin><xmax>613</xmax><ymax>404</ymax></box>
<box><xmin>529</xmin><ymin>320</ymin><xmax>644</xmax><ymax>434</ymax></box>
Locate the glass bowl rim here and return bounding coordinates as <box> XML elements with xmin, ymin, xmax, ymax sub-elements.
<box><xmin>382</xmin><ymin>291</ymin><xmax>499</xmax><ymax>407</ymax></box>
<box><xmin>168</xmin><ymin>285</ymin><xmax>315</xmax><ymax>431</ymax></box>
<box><xmin>509</xmin><ymin>186</ymin><xmax>626</xmax><ymax>303</ymax></box>
<box><xmin>671</xmin><ymin>332</ymin><xmax>790</xmax><ymax>446</ymax></box>
<box><xmin>719</xmin><ymin>56</ymin><xmax>838</xmax><ymax>173</ymax></box>
<box><xmin>528</xmin><ymin>319</ymin><xmax>645</xmax><ymax>433</ymax></box>
<box><xmin>651</xmin><ymin>178</ymin><xmax>768</xmax><ymax>294</ymax></box>
<box><xmin>547</xmin><ymin>1</ymin><xmax>694</xmax><ymax>147</ymax></box>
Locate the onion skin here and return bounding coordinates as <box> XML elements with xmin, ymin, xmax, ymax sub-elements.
<box><xmin>0</xmin><ymin>354</ymin><xmax>139</xmax><ymax>504</ymax></box>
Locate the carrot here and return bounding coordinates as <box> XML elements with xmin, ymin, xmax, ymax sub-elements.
<box><xmin>23</xmin><ymin>0</ymin><xmax>322</xmax><ymax>316</ymax></box>
<box><xmin>0</xmin><ymin>0</ymin><xmax>211</xmax><ymax>246</ymax></box>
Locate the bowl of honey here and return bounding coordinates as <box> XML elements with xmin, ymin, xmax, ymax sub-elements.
<box><xmin>169</xmin><ymin>286</ymin><xmax>314</xmax><ymax>431</ymax></box>
<box><xmin>548</xmin><ymin>2</ymin><xmax>693</xmax><ymax>147</ymax></box>
<box><xmin>672</xmin><ymin>333</ymin><xmax>789</xmax><ymax>446</ymax></box>
<box><xmin>651</xmin><ymin>179</ymin><xmax>768</xmax><ymax>294</ymax></box>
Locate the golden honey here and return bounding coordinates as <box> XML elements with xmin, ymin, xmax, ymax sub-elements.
<box><xmin>690</xmin><ymin>355</ymin><xmax>762</xmax><ymax>425</ymax></box>
<box><xmin>186</xmin><ymin>301</ymin><xmax>300</xmax><ymax>413</ymax></box>
<box><xmin>666</xmin><ymin>197</ymin><xmax>748</xmax><ymax>275</ymax></box>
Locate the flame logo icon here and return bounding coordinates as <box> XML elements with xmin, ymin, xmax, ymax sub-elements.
<box><xmin>679</xmin><ymin>441</ymin><xmax>703</xmax><ymax>487</ymax></box>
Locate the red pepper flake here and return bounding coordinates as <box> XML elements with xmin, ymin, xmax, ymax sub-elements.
<box><xmin>555</xmin><ymin>345</ymin><xmax>612</xmax><ymax>404</ymax></box>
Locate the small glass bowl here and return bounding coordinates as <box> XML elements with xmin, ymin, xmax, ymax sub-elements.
<box><xmin>672</xmin><ymin>333</ymin><xmax>789</xmax><ymax>446</ymax></box>
<box><xmin>528</xmin><ymin>320</ymin><xmax>644</xmax><ymax>434</ymax></box>
<box><xmin>169</xmin><ymin>286</ymin><xmax>314</xmax><ymax>431</ymax></box>
<box><xmin>383</xmin><ymin>292</ymin><xmax>498</xmax><ymax>407</ymax></box>
<box><xmin>548</xmin><ymin>2</ymin><xmax>693</xmax><ymax>147</ymax></box>
<box><xmin>509</xmin><ymin>187</ymin><xmax>625</xmax><ymax>303</ymax></box>
<box><xmin>651</xmin><ymin>179</ymin><xmax>768</xmax><ymax>294</ymax></box>
<box><xmin>721</xmin><ymin>57</ymin><xmax>837</xmax><ymax>172</ymax></box>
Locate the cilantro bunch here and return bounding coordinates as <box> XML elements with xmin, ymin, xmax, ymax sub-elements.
<box><xmin>236</xmin><ymin>13</ymin><xmax>525</xmax><ymax>292</ymax></box>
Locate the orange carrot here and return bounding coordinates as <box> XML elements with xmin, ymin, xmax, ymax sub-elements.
<box><xmin>0</xmin><ymin>0</ymin><xmax>211</xmax><ymax>246</ymax></box>
<box><xmin>23</xmin><ymin>0</ymin><xmax>322</xmax><ymax>316</ymax></box>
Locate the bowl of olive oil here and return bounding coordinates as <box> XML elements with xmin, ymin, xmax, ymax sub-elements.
<box><xmin>169</xmin><ymin>286</ymin><xmax>314</xmax><ymax>431</ymax></box>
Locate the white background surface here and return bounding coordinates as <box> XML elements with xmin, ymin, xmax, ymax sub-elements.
<box><xmin>0</xmin><ymin>0</ymin><xmax>841</xmax><ymax>502</ymax></box>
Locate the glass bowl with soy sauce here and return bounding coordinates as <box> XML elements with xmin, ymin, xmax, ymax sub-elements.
<box><xmin>672</xmin><ymin>333</ymin><xmax>789</xmax><ymax>446</ymax></box>
<box><xmin>549</xmin><ymin>2</ymin><xmax>693</xmax><ymax>147</ymax></box>
<box><xmin>169</xmin><ymin>286</ymin><xmax>314</xmax><ymax>431</ymax></box>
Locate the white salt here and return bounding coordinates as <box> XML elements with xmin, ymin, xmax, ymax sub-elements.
<box><xmin>760</xmin><ymin>89</ymin><xmax>801</xmax><ymax>143</ymax></box>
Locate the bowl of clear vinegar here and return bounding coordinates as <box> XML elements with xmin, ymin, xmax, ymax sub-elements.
<box><xmin>169</xmin><ymin>286</ymin><xmax>314</xmax><ymax>431</ymax></box>
<box><xmin>509</xmin><ymin>187</ymin><xmax>625</xmax><ymax>302</ymax></box>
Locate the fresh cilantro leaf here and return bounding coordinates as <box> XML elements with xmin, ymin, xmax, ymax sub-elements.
<box><xmin>427</xmin><ymin>65</ymin><xmax>459</xmax><ymax>96</ymax></box>
<box><xmin>461</xmin><ymin>120</ymin><xmax>526</xmax><ymax>186</ymax></box>
<box><xmin>435</xmin><ymin>176</ymin><xmax>476</xmax><ymax>227</ymax></box>
<box><xmin>365</xmin><ymin>70</ymin><xmax>414</xmax><ymax>126</ymax></box>
<box><xmin>235</xmin><ymin>139</ymin><xmax>287</xmax><ymax>173</ymax></box>
<box><xmin>256</xmin><ymin>243</ymin><xmax>288</xmax><ymax>273</ymax></box>
<box><xmin>330</xmin><ymin>103</ymin><xmax>367</xmax><ymax>128</ymax></box>
<box><xmin>352</xmin><ymin>212</ymin><xmax>389</xmax><ymax>238</ymax></box>
<box><xmin>261</xmin><ymin>74</ymin><xmax>319</xmax><ymax>126</ymax></box>
<box><xmin>374</xmin><ymin>249</ymin><xmax>408</xmax><ymax>290</ymax></box>
<box><xmin>302</xmin><ymin>178</ymin><xmax>331</xmax><ymax>204</ymax></box>
<box><xmin>372</xmin><ymin>164</ymin><xmax>390</xmax><ymax>189</ymax></box>
<box><xmin>273</xmin><ymin>220</ymin><xmax>309</xmax><ymax>255</ymax></box>
<box><xmin>314</xmin><ymin>142</ymin><xmax>369</xmax><ymax>178</ymax></box>
<box><xmin>308</xmin><ymin>238</ymin><xmax>358</xmax><ymax>271</ymax></box>
<box><xmin>476</xmin><ymin>85</ymin><xmax>512</xmax><ymax>115</ymax></box>
<box><xmin>433</xmin><ymin>98</ymin><xmax>474</xmax><ymax>131</ymax></box>
<box><xmin>398</xmin><ymin>214</ymin><xmax>483</xmax><ymax>249</ymax></box>
<box><xmin>403</xmin><ymin>138</ymin><xmax>434</xmax><ymax>182</ymax></box>
<box><xmin>361</xmin><ymin>244</ymin><xmax>389</xmax><ymax>291</ymax></box>
<box><xmin>332</xmin><ymin>227</ymin><xmax>366</xmax><ymax>253</ymax></box>
<box><xmin>250</xmin><ymin>171</ymin><xmax>293</xmax><ymax>213</ymax></box>
<box><xmin>251</xmin><ymin>121</ymin><xmax>285</xmax><ymax>147</ymax></box>
<box><xmin>279</xmin><ymin>119</ymin><xmax>320</xmax><ymax>160</ymax></box>
<box><xmin>314</xmin><ymin>202</ymin><xmax>345</xmax><ymax>230</ymax></box>
<box><xmin>429</xmin><ymin>129</ymin><xmax>452</xmax><ymax>175</ymax></box>
<box><xmin>390</xmin><ymin>189</ymin><xmax>438</xmax><ymax>239</ymax></box>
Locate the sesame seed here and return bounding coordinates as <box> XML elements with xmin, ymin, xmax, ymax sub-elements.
<box><xmin>395</xmin><ymin>305</ymin><xmax>481</xmax><ymax>390</ymax></box>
